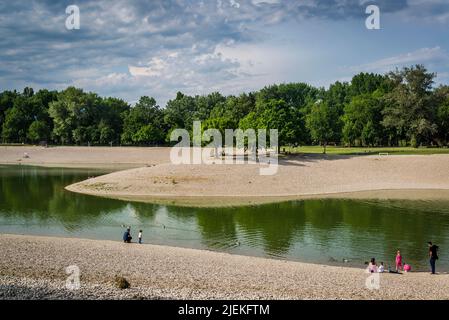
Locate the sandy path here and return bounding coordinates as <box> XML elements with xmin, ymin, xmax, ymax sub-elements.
<box><xmin>1</xmin><ymin>234</ymin><xmax>448</xmax><ymax>300</ymax></box>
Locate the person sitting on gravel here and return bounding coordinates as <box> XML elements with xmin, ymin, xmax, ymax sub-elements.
<box><xmin>123</xmin><ymin>227</ymin><xmax>132</xmax><ymax>243</ymax></box>
<box><xmin>368</xmin><ymin>258</ymin><xmax>378</xmax><ymax>273</ymax></box>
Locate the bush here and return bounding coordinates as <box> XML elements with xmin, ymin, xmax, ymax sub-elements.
<box><xmin>114</xmin><ymin>276</ymin><xmax>130</xmax><ymax>289</ymax></box>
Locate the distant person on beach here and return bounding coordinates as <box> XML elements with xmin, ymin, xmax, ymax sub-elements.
<box><xmin>368</xmin><ymin>258</ymin><xmax>378</xmax><ymax>273</ymax></box>
<box><xmin>138</xmin><ymin>230</ymin><xmax>142</xmax><ymax>244</ymax></box>
<box><xmin>395</xmin><ymin>250</ymin><xmax>403</xmax><ymax>272</ymax></box>
<box><xmin>378</xmin><ymin>262</ymin><xmax>385</xmax><ymax>273</ymax></box>
<box><xmin>428</xmin><ymin>242</ymin><xmax>439</xmax><ymax>274</ymax></box>
<box><xmin>123</xmin><ymin>227</ymin><xmax>132</xmax><ymax>243</ymax></box>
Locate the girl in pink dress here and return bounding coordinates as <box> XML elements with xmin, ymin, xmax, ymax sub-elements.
<box><xmin>395</xmin><ymin>250</ymin><xmax>403</xmax><ymax>272</ymax></box>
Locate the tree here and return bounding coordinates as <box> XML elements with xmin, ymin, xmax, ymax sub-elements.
<box><xmin>121</xmin><ymin>96</ymin><xmax>165</xmax><ymax>145</ymax></box>
<box><xmin>434</xmin><ymin>86</ymin><xmax>449</xmax><ymax>146</ymax></box>
<box><xmin>306</xmin><ymin>100</ymin><xmax>340</xmax><ymax>154</ymax></box>
<box><xmin>239</xmin><ymin>99</ymin><xmax>302</xmax><ymax>149</ymax></box>
<box><xmin>48</xmin><ymin>87</ymin><xmax>85</xmax><ymax>144</ymax></box>
<box><xmin>342</xmin><ymin>92</ymin><xmax>385</xmax><ymax>146</ymax></box>
<box><xmin>2</xmin><ymin>106</ymin><xmax>29</xmax><ymax>142</ymax></box>
<box><xmin>350</xmin><ymin>72</ymin><xmax>389</xmax><ymax>96</ymax></box>
<box><xmin>194</xmin><ymin>92</ymin><xmax>226</xmax><ymax>121</ymax></box>
<box><xmin>257</xmin><ymin>83</ymin><xmax>319</xmax><ymax>143</ymax></box>
<box><xmin>163</xmin><ymin>92</ymin><xmax>197</xmax><ymax>137</ymax></box>
<box><xmin>2</xmin><ymin>95</ymin><xmax>34</xmax><ymax>143</ymax></box>
<box><xmin>98</xmin><ymin>120</ymin><xmax>114</xmax><ymax>145</ymax></box>
<box><xmin>27</xmin><ymin>120</ymin><xmax>50</xmax><ymax>143</ymax></box>
<box><xmin>0</xmin><ymin>90</ymin><xmax>19</xmax><ymax>138</ymax></box>
<box><xmin>324</xmin><ymin>81</ymin><xmax>351</xmax><ymax>143</ymax></box>
<box><xmin>382</xmin><ymin>65</ymin><xmax>438</xmax><ymax>147</ymax></box>
<box><xmin>100</xmin><ymin>97</ymin><xmax>129</xmax><ymax>144</ymax></box>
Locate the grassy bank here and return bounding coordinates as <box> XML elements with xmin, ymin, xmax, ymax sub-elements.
<box><xmin>284</xmin><ymin>146</ymin><xmax>449</xmax><ymax>155</ymax></box>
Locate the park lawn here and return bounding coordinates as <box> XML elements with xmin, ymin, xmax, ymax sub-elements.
<box><xmin>283</xmin><ymin>146</ymin><xmax>449</xmax><ymax>155</ymax></box>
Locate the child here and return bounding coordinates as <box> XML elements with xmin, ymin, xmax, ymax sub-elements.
<box><xmin>368</xmin><ymin>258</ymin><xmax>378</xmax><ymax>273</ymax></box>
<box><xmin>378</xmin><ymin>262</ymin><xmax>385</xmax><ymax>273</ymax></box>
<box><xmin>395</xmin><ymin>250</ymin><xmax>403</xmax><ymax>272</ymax></box>
<box><xmin>138</xmin><ymin>230</ymin><xmax>142</xmax><ymax>244</ymax></box>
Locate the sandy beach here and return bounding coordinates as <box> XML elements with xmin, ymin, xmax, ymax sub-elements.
<box><xmin>1</xmin><ymin>234</ymin><xmax>448</xmax><ymax>300</ymax></box>
<box><xmin>66</xmin><ymin>151</ymin><xmax>449</xmax><ymax>207</ymax></box>
<box><xmin>0</xmin><ymin>146</ymin><xmax>170</xmax><ymax>169</ymax></box>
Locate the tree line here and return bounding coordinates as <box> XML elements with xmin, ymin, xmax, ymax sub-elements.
<box><xmin>1</xmin><ymin>65</ymin><xmax>449</xmax><ymax>149</ymax></box>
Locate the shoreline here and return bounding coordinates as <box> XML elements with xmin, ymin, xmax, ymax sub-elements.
<box><xmin>1</xmin><ymin>234</ymin><xmax>449</xmax><ymax>300</ymax></box>
<box><xmin>65</xmin><ymin>187</ymin><xmax>449</xmax><ymax>208</ymax></box>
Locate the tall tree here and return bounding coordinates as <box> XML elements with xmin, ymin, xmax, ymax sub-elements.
<box><xmin>239</xmin><ymin>98</ymin><xmax>302</xmax><ymax>149</ymax></box>
<box><xmin>163</xmin><ymin>92</ymin><xmax>197</xmax><ymax>138</ymax></box>
<box><xmin>121</xmin><ymin>96</ymin><xmax>164</xmax><ymax>145</ymax></box>
<box><xmin>49</xmin><ymin>87</ymin><xmax>85</xmax><ymax>144</ymax></box>
<box><xmin>0</xmin><ymin>90</ymin><xmax>19</xmax><ymax>138</ymax></box>
<box><xmin>382</xmin><ymin>65</ymin><xmax>438</xmax><ymax>147</ymax></box>
<box><xmin>435</xmin><ymin>85</ymin><xmax>449</xmax><ymax>146</ymax></box>
<box><xmin>342</xmin><ymin>91</ymin><xmax>385</xmax><ymax>146</ymax></box>
<box><xmin>27</xmin><ymin>120</ymin><xmax>50</xmax><ymax>143</ymax></box>
<box><xmin>306</xmin><ymin>100</ymin><xmax>340</xmax><ymax>154</ymax></box>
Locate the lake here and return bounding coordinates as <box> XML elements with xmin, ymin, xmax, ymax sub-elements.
<box><xmin>1</xmin><ymin>164</ymin><xmax>448</xmax><ymax>271</ymax></box>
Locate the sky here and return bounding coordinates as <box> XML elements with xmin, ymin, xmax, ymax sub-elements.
<box><xmin>1</xmin><ymin>0</ymin><xmax>449</xmax><ymax>106</ymax></box>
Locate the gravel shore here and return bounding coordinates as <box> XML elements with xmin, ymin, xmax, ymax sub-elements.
<box><xmin>1</xmin><ymin>234</ymin><xmax>449</xmax><ymax>300</ymax></box>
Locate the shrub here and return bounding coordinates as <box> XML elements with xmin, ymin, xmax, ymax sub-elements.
<box><xmin>114</xmin><ymin>276</ymin><xmax>130</xmax><ymax>289</ymax></box>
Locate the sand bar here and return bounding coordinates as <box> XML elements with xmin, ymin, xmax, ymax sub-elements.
<box><xmin>67</xmin><ymin>153</ymin><xmax>449</xmax><ymax>207</ymax></box>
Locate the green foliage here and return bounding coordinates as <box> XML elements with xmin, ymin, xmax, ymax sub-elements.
<box><xmin>48</xmin><ymin>87</ymin><xmax>129</xmax><ymax>145</ymax></box>
<box><xmin>342</xmin><ymin>92</ymin><xmax>385</xmax><ymax>146</ymax></box>
<box><xmin>306</xmin><ymin>100</ymin><xmax>340</xmax><ymax>153</ymax></box>
<box><xmin>121</xmin><ymin>96</ymin><xmax>164</xmax><ymax>145</ymax></box>
<box><xmin>382</xmin><ymin>65</ymin><xmax>438</xmax><ymax>147</ymax></box>
<box><xmin>1</xmin><ymin>65</ymin><xmax>449</xmax><ymax>147</ymax></box>
<box><xmin>27</xmin><ymin>120</ymin><xmax>50</xmax><ymax>143</ymax></box>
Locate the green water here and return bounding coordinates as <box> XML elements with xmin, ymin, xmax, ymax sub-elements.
<box><xmin>1</xmin><ymin>165</ymin><xmax>449</xmax><ymax>271</ymax></box>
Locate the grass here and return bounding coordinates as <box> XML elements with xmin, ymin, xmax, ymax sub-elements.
<box><xmin>282</xmin><ymin>146</ymin><xmax>449</xmax><ymax>156</ymax></box>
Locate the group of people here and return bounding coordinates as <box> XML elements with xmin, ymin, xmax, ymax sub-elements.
<box><xmin>122</xmin><ymin>226</ymin><xmax>143</xmax><ymax>244</ymax></box>
<box><xmin>122</xmin><ymin>226</ymin><xmax>441</xmax><ymax>275</ymax></box>
<box><xmin>367</xmin><ymin>242</ymin><xmax>439</xmax><ymax>274</ymax></box>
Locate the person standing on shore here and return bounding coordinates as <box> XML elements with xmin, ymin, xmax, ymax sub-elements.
<box><xmin>395</xmin><ymin>250</ymin><xmax>403</xmax><ymax>272</ymax></box>
<box><xmin>428</xmin><ymin>242</ymin><xmax>439</xmax><ymax>274</ymax></box>
<box><xmin>138</xmin><ymin>230</ymin><xmax>143</xmax><ymax>244</ymax></box>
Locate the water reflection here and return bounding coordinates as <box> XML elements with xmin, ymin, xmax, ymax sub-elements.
<box><xmin>1</xmin><ymin>165</ymin><xmax>449</xmax><ymax>271</ymax></box>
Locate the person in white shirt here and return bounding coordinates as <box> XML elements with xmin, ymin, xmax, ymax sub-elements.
<box><xmin>378</xmin><ymin>262</ymin><xmax>385</xmax><ymax>273</ymax></box>
<box><xmin>138</xmin><ymin>230</ymin><xmax>143</xmax><ymax>244</ymax></box>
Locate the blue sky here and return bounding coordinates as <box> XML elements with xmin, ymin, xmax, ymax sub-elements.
<box><xmin>1</xmin><ymin>0</ymin><xmax>449</xmax><ymax>105</ymax></box>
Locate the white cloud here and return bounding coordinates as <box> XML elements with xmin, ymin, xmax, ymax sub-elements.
<box><xmin>349</xmin><ymin>47</ymin><xmax>449</xmax><ymax>73</ymax></box>
<box><xmin>129</xmin><ymin>57</ymin><xmax>168</xmax><ymax>77</ymax></box>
